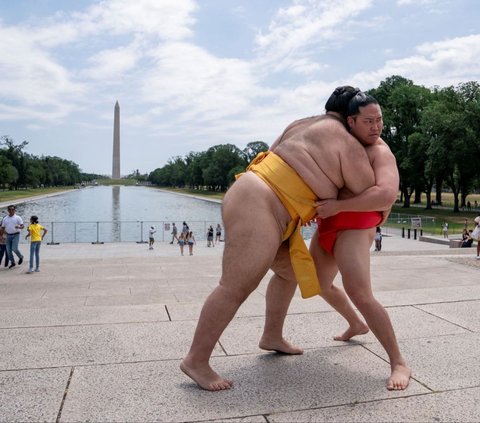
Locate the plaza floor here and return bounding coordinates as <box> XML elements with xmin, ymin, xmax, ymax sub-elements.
<box><xmin>0</xmin><ymin>234</ymin><xmax>479</xmax><ymax>422</ymax></box>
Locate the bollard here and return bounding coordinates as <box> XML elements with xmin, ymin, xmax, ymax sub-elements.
<box><xmin>402</xmin><ymin>227</ymin><xmax>405</xmax><ymax>238</ymax></box>
<box><xmin>407</xmin><ymin>228</ymin><xmax>411</xmax><ymax>239</ymax></box>
<box><xmin>414</xmin><ymin>228</ymin><xmax>417</xmax><ymax>240</ymax></box>
<box><xmin>420</xmin><ymin>229</ymin><xmax>423</xmax><ymax>236</ymax></box>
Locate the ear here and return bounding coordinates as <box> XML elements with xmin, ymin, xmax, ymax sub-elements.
<box><xmin>347</xmin><ymin>116</ymin><xmax>354</xmax><ymax>129</ymax></box>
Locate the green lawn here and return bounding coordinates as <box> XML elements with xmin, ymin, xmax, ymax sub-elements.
<box><xmin>0</xmin><ymin>187</ymin><xmax>74</xmax><ymax>203</ymax></box>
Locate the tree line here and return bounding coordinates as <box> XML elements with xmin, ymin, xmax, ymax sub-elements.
<box><xmin>149</xmin><ymin>75</ymin><xmax>480</xmax><ymax>212</ymax></box>
<box><xmin>148</xmin><ymin>141</ymin><xmax>269</xmax><ymax>192</ymax></box>
<box><xmin>0</xmin><ymin>136</ymin><xmax>102</xmax><ymax>189</ymax></box>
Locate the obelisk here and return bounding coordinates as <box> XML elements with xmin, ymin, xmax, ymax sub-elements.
<box><xmin>112</xmin><ymin>100</ymin><xmax>121</xmax><ymax>179</ymax></box>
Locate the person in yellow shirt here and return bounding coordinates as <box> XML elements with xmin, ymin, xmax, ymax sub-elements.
<box><xmin>25</xmin><ymin>216</ymin><xmax>47</xmax><ymax>274</ymax></box>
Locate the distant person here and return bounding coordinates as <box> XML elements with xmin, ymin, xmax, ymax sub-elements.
<box><xmin>461</xmin><ymin>230</ymin><xmax>473</xmax><ymax>248</ymax></box>
<box><xmin>25</xmin><ymin>215</ymin><xmax>47</xmax><ymax>273</ymax></box>
<box><xmin>207</xmin><ymin>225</ymin><xmax>214</xmax><ymax>247</ymax></box>
<box><xmin>182</xmin><ymin>221</ymin><xmax>189</xmax><ymax>236</ymax></box>
<box><xmin>187</xmin><ymin>231</ymin><xmax>196</xmax><ymax>256</ymax></box>
<box><xmin>0</xmin><ymin>227</ymin><xmax>9</xmax><ymax>267</ymax></box>
<box><xmin>170</xmin><ymin>223</ymin><xmax>179</xmax><ymax>244</ymax></box>
<box><xmin>475</xmin><ymin>200</ymin><xmax>478</xmax><ymax>210</ymax></box>
<box><xmin>215</xmin><ymin>224</ymin><xmax>222</xmax><ymax>244</ymax></box>
<box><xmin>464</xmin><ymin>219</ymin><xmax>468</xmax><ymax>230</ymax></box>
<box><xmin>442</xmin><ymin>222</ymin><xmax>449</xmax><ymax>238</ymax></box>
<box><xmin>467</xmin><ymin>201</ymin><xmax>471</xmax><ymax>211</ymax></box>
<box><xmin>374</xmin><ymin>226</ymin><xmax>382</xmax><ymax>251</ymax></box>
<box><xmin>473</xmin><ymin>216</ymin><xmax>480</xmax><ymax>259</ymax></box>
<box><xmin>149</xmin><ymin>226</ymin><xmax>156</xmax><ymax>250</ymax></box>
<box><xmin>1</xmin><ymin>205</ymin><xmax>24</xmax><ymax>269</ymax></box>
<box><xmin>178</xmin><ymin>232</ymin><xmax>186</xmax><ymax>256</ymax></box>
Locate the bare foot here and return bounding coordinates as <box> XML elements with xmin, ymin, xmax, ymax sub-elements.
<box><xmin>333</xmin><ymin>322</ymin><xmax>369</xmax><ymax>341</ymax></box>
<box><xmin>258</xmin><ymin>337</ymin><xmax>304</xmax><ymax>354</ymax></box>
<box><xmin>180</xmin><ymin>359</ymin><xmax>233</xmax><ymax>391</ymax></box>
<box><xmin>387</xmin><ymin>363</ymin><xmax>411</xmax><ymax>390</ymax></box>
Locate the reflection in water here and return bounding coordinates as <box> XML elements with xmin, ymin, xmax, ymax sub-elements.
<box><xmin>112</xmin><ymin>186</ymin><xmax>121</xmax><ymax>242</ymax></box>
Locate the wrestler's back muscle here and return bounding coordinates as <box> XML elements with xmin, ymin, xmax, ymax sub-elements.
<box><xmin>271</xmin><ymin>116</ymin><xmax>375</xmax><ymax>200</ymax></box>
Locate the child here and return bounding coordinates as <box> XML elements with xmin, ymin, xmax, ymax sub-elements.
<box><xmin>149</xmin><ymin>226</ymin><xmax>156</xmax><ymax>250</ymax></box>
<box><xmin>25</xmin><ymin>216</ymin><xmax>47</xmax><ymax>274</ymax></box>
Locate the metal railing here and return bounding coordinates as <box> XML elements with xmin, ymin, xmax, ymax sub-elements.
<box><xmin>14</xmin><ymin>219</ymin><xmax>319</xmax><ymax>245</ymax></box>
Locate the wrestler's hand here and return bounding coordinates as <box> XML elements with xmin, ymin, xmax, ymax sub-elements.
<box><xmin>315</xmin><ymin>199</ymin><xmax>341</xmax><ymax>218</ymax></box>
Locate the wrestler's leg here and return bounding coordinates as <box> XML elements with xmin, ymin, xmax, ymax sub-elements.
<box><xmin>259</xmin><ymin>241</ymin><xmax>303</xmax><ymax>354</ymax></box>
<box><xmin>181</xmin><ymin>175</ymin><xmax>286</xmax><ymax>391</ymax></box>
<box><xmin>334</xmin><ymin>229</ymin><xmax>411</xmax><ymax>390</ymax></box>
<box><xmin>310</xmin><ymin>230</ymin><xmax>369</xmax><ymax>341</ymax></box>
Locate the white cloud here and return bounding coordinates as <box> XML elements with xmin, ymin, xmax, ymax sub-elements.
<box><xmin>254</xmin><ymin>0</ymin><xmax>373</xmax><ymax>74</ymax></box>
<box><xmin>351</xmin><ymin>34</ymin><xmax>480</xmax><ymax>89</ymax></box>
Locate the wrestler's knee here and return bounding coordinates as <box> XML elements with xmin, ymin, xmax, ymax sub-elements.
<box><xmin>347</xmin><ymin>289</ymin><xmax>377</xmax><ymax>311</ymax></box>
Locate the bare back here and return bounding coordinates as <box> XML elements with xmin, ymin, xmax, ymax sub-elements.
<box><xmin>271</xmin><ymin>115</ymin><xmax>375</xmax><ymax>201</ymax></box>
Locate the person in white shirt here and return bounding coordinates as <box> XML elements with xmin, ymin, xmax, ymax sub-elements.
<box><xmin>1</xmin><ymin>205</ymin><xmax>25</xmax><ymax>269</ymax></box>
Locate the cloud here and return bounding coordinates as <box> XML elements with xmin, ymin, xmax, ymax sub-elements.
<box><xmin>254</xmin><ymin>0</ymin><xmax>373</xmax><ymax>75</ymax></box>
<box><xmin>352</xmin><ymin>34</ymin><xmax>480</xmax><ymax>89</ymax></box>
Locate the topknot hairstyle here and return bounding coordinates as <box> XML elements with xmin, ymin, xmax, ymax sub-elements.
<box><xmin>325</xmin><ymin>86</ymin><xmax>361</xmax><ymax>119</ymax></box>
<box><xmin>347</xmin><ymin>92</ymin><xmax>379</xmax><ymax>116</ymax></box>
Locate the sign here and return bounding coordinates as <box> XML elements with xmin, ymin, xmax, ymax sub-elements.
<box><xmin>411</xmin><ymin>217</ymin><xmax>422</xmax><ymax>228</ymax></box>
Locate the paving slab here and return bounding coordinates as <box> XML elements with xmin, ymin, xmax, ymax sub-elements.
<box><xmin>417</xmin><ymin>299</ymin><xmax>480</xmax><ymax>332</ymax></box>
<box><xmin>268</xmin><ymin>386</ymin><xmax>480</xmax><ymax>422</ymax></box>
<box><xmin>0</xmin><ymin>367</ymin><xmax>70</xmax><ymax>423</ymax></box>
<box><xmin>0</xmin><ymin>304</ymin><xmax>170</xmax><ymax>329</ymax></box>
<box><xmin>0</xmin><ymin>321</ymin><xmax>224</xmax><ymax>370</ymax></box>
<box><xmin>220</xmin><ymin>305</ymin><xmax>469</xmax><ymax>355</ymax></box>
<box><xmin>60</xmin><ymin>348</ymin><xmax>427</xmax><ymax>423</ymax></box>
<box><xmin>367</xmin><ymin>333</ymin><xmax>480</xmax><ymax>391</ymax></box>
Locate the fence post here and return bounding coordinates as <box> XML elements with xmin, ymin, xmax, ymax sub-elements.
<box><xmin>47</xmin><ymin>222</ymin><xmax>59</xmax><ymax>245</ymax></box>
<box><xmin>414</xmin><ymin>228</ymin><xmax>417</xmax><ymax>240</ymax></box>
<box><xmin>91</xmin><ymin>221</ymin><xmax>104</xmax><ymax>244</ymax></box>
<box><xmin>402</xmin><ymin>227</ymin><xmax>405</xmax><ymax>238</ymax></box>
<box><xmin>136</xmin><ymin>221</ymin><xmax>147</xmax><ymax>244</ymax></box>
<box><xmin>407</xmin><ymin>228</ymin><xmax>411</xmax><ymax>239</ymax></box>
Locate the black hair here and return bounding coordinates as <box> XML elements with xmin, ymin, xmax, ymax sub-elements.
<box><xmin>325</xmin><ymin>86</ymin><xmax>361</xmax><ymax>119</ymax></box>
<box><xmin>347</xmin><ymin>92</ymin><xmax>379</xmax><ymax>117</ymax></box>
<box><xmin>30</xmin><ymin>215</ymin><xmax>39</xmax><ymax>224</ymax></box>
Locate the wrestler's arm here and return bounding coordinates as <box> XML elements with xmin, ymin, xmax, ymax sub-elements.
<box><xmin>316</xmin><ymin>142</ymin><xmax>399</xmax><ymax>218</ymax></box>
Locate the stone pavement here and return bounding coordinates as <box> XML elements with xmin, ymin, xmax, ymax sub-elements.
<box><xmin>0</xmin><ymin>235</ymin><xmax>479</xmax><ymax>422</ymax></box>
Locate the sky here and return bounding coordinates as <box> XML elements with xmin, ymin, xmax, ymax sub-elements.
<box><xmin>0</xmin><ymin>0</ymin><xmax>479</xmax><ymax>176</ymax></box>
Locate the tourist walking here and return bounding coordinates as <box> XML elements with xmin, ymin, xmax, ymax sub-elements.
<box><xmin>207</xmin><ymin>225</ymin><xmax>214</xmax><ymax>247</ymax></box>
<box><xmin>25</xmin><ymin>215</ymin><xmax>47</xmax><ymax>273</ymax></box>
<box><xmin>1</xmin><ymin>205</ymin><xmax>24</xmax><ymax>269</ymax></box>
<box><xmin>182</xmin><ymin>221</ymin><xmax>189</xmax><ymax>236</ymax></box>
<box><xmin>187</xmin><ymin>231</ymin><xmax>196</xmax><ymax>255</ymax></box>
<box><xmin>442</xmin><ymin>222</ymin><xmax>449</xmax><ymax>238</ymax></box>
<box><xmin>0</xmin><ymin>227</ymin><xmax>9</xmax><ymax>268</ymax></box>
<box><xmin>149</xmin><ymin>226</ymin><xmax>156</xmax><ymax>250</ymax></box>
<box><xmin>215</xmin><ymin>224</ymin><xmax>222</xmax><ymax>244</ymax></box>
<box><xmin>178</xmin><ymin>232</ymin><xmax>186</xmax><ymax>256</ymax></box>
<box><xmin>170</xmin><ymin>222</ymin><xmax>179</xmax><ymax>244</ymax></box>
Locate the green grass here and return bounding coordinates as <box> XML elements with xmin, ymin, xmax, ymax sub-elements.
<box><xmin>96</xmin><ymin>178</ymin><xmax>139</xmax><ymax>186</ymax></box>
<box><xmin>0</xmin><ymin>187</ymin><xmax>74</xmax><ymax>203</ymax></box>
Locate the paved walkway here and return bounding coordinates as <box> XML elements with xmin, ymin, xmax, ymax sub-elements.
<box><xmin>0</xmin><ymin>235</ymin><xmax>479</xmax><ymax>422</ymax></box>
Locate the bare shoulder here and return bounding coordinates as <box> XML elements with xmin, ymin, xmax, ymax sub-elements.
<box><xmin>367</xmin><ymin>138</ymin><xmax>397</xmax><ymax>163</ymax></box>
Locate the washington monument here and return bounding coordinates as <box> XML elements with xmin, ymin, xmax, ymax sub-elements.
<box><xmin>112</xmin><ymin>100</ymin><xmax>120</xmax><ymax>179</ymax></box>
